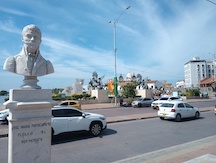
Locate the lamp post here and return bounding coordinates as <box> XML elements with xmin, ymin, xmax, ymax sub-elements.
<box><xmin>109</xmin><ymin>6</ymin><xmax>131</xmax><ymax>106</ymax></box>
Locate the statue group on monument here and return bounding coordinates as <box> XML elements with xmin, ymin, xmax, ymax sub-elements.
<box><xmin>88</xmin><ymin>71</ymin><xmax>105</xmax><ymax>90</ymax></box>
<box><xmin>119</xmin><ymin>72</ymin><xmax>148</xmax><ymax>89</ymax></box>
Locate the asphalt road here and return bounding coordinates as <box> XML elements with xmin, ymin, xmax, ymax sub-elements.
<box><xmin>41</xmin><ymin>111</ymin><xmax>216</xmax><ymax>162</ymax></box>
<box><xmin>0</xmin><ymin>100</ymin><xmax>214</xmax><ymax>133</ymax></box>
<box><xmin>84</xmin><ymin>100</ymin><xmax>215</xmax><ymax>118</ymax></box>
<box><xmin>0</xmin><ymin>111</ymin><xmax>215</xmax><ymax>163</ymax></box>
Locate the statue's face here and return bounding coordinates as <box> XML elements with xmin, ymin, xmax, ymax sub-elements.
<box><xmin>22</xmin><ymin>29</ymin><xmax>41</xmax><ymax>51</ymax></box>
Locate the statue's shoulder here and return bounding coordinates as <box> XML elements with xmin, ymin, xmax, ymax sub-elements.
<box><xmin>5</xmin><ymin>56</ymin><xmax>16</xmax><ymax>62</ymax></box>
<box><xmin>46</xmin><ymin>60</ymin><xmax>54</xmax><ymax>74</ymax></box>
<box><xmin>3</xmin><ymin>56</ymin><xmax>16</xmax><ymax>72</ymax></box>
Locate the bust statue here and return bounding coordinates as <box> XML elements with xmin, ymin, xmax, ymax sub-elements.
<box><xmin>3</xmin><ymin>24</ymin><xmax>54</xmax><ymax>89</ymax></box>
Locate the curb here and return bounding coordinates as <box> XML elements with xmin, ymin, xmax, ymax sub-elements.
<box><xmin>83</xmin><ymin>106</ymin><xmax>116</xmax><ymax>110</ymax></box>
<box><xmin>107</xmin><ymin>116</ymin><xmax>158</xmax><ymax>124</ymax></box>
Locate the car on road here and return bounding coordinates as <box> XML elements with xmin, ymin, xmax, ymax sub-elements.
<box><xmin>51</xmin><ymin>106</ymin><xmax>107</xmax><ymax>136</ymax></box>
<box><xmin>0</xmin><ymin>106</ymin><xmax>107</xmax><ymax>136</ymax></box>
<box><xmin>58</xmin><ymin>100</ymin><xmax>82</xmax><ymax>110</ymax></box>
<box><xmin>151</xmin><ymin>96</ymin><xmax>183</xmax><ymax>110</ymax></box>
<box><xmin>158</xmin><ymin>101</ymin><xmax>200</xmax><ymax>122</ymax></box>
<box><xmin>132</xmin><ymin>97</ymin><xmax>154</xmax><ymax>107</ymax></box>
<box><xmin>0</xmin><ymin>109</ymin><xmax>9</xmax><ymax>124</ymax></box>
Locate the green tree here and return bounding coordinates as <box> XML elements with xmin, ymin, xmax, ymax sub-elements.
<box><xmin>0</xmin><ymin>90</ymin><xmax>8</xmax><ymax>96</ymax></box>
<box><xmin>187</xmin><ymin>88</ymin><xmax>200</xmax><ymax>96</ymax></box>
<box><xmin>121</xmin><ymin>83</ymin><xmax>137</xmax><ymax>98</ymax></box>
<box><xmin>52</xmin><ymin>88</ymin><xmax>63</xmax><ymax>95</ymax></box>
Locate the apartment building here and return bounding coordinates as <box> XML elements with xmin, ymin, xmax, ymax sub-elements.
<box><xmin>184</xmin><ymin>57</ymin><xmax>215</xmax><ymax>88</ymax></box>
<box><xmin>176</xmin><ymin>80</ymin><xmax>185</xmax><ymax>88</ymax></box>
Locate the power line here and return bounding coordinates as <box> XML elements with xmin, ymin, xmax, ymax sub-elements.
<box><xmin>207</xmin><ymin>0</ymin><xmax>216</xmax><ymax>6</ymax></box>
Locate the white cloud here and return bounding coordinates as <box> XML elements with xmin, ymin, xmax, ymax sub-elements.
<box><xmin>0</xmin><ymin>7</ymin><xmax>32</xmax><ymax>17</ymax></box>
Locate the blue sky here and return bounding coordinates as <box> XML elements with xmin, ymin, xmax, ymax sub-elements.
<box><xmin>1</xmin><ymin>0</ymin><xmax>216</xmax><ymax>91</ymax></box>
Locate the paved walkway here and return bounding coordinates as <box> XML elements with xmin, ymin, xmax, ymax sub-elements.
<box><xmin>0</xmin><ymin>98</ymin><xmax>216</xmax><ymax>162</ymax></box>
<box><xmin>112</xmin><ymin>135</ymin><xmax>216</xmax><ymax>163</ymax></box>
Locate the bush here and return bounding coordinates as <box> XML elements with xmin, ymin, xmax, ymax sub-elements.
<box><xmin>71</xmin><ymin>94</ymin><xmax>84</xmax><ymax>99</ymax></box>
<box><xmin>121</xmin><ymin>83</ymin><xmax>137</xmax><ymax>98</ymax></box>
<box><xmin>52</xmin><ymin>94</ymin><xmax>93</xmax><ymax>101</ymax></box>
<box><xmin>0</xmin><ymin>90</ymin><xmax>8</xmax><ymax>96</ymax></box>
<box><xmin>186</xmin><ymin>88</ymin><xmax>200</xmax><ymax>96</ymax></box>
<box><xmin>52</xmin><ymin>96</ymin><xmax>63</xmax><ymax>101</ymax></box>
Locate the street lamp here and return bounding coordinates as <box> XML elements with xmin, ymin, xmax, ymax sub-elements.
<box><xmin>109</xmin><ymin>6</ymin><xmax>131</xmax><ymax>106</ymax></box>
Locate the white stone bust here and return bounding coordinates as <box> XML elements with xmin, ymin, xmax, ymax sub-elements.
<box><xmin>3</xmin><ymin>24</ymin><xmax>54</xmax><ymax>77</ymax></box>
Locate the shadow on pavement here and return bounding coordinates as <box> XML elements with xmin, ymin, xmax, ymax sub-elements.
<box><xmin>52</xmin><ymin>128</ymin><xmax>117</xmax><ymax>145</ymax></box>
<box><xmin>179</xmin><ymin>116</ymin><xmax>205</xmax><ymax>122</ymax></box>
<box><xmin>0</xmin><ymin>122</ymin><xmax>8</xmax><ymax>125</ymax></box>
<box><xmin>161</xmin><ymin>117</ymin><xmax>205</xmax><ymax>122</ymax></box>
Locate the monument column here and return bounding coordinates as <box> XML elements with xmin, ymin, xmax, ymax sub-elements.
<box><xmin>3</xmin><ymin>24</ymin><xmax>56</xmax><ymax>163</ymax></box>
<box><xmin>4</xmin><ymin>89</ymin><xmax>56</xmax><ymax>163</ymax></box>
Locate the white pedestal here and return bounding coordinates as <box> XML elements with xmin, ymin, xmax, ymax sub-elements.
<box><xmin>91</xmin><ymin>90</ymin><xmax>110</xmax><ymax>103</ymax></box>
<box><xmin>4</xmin><ymin>89</ymin><xmax>57</xmax><ymax>163</ymax></box>
<box><xmin>136</xmin><ymin>89</ymin><xmax>153</xmax><ymax>98</ymax></box>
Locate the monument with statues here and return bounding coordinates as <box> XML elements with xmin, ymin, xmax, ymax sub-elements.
<box><xmin>88</xmin><ymin>71</ymin><xmax>111</xmax><ymax>103</ymax></box>
<box><xmin>3</xmin><ymin>24</ymin><xmax>56</xmax><ymax>163</ymax></box>
<box><xmin>72</xmin><ymin>78</ymin><xmax>84</xmax><ymax>94</ymax></box>
<box><xmin>61</xmin><ymin>78</ymin><xmax>84</xmax><ymax>96</ymax></box>
<box><xmin>118</xmin><ymin>72</ymin><xmax>152</xmax><ymax>98</ymax></box>
<box><xmin>88</xmin><ymin>71</ymin><xmax>104</xmax><ymax>90</ymax></box>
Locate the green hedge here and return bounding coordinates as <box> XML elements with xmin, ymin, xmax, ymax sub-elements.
<box><xmin>3</xmin><ymin>94</ymin><xmax>95</xmax><ymax>102</ymax></box>
<box><xmin>52</xmin><ymin>94</ymin><xmax>95</xmax><ymax>101</ymax></box>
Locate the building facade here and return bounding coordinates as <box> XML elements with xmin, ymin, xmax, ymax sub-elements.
<box><xmin>176</xmin><ymin>80</ymin><xmax>185</xmax><ymax>88</ymax></box>
<box><xmin>184</xmin><ymin>57</ymin><xmax>215</xmax><ymax>88</ymax></box>
<box><xmin>147</xmin><ymin>80</ymin><xmax>164</xmax><ymax>89</ymax></box>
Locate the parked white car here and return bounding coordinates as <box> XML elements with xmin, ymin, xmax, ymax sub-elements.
<box><xmin>51</xmin><ymin>106</ymin><xmax>107</xmax><ymax>136</ymax></box>
<box><xmin>151</xmin><ymin>96</ymin><xmax>183</xmax><ymax>109</ymax></box>
<box><xmin>158</xmin><ymin>101</ymin><xmax>200</xmax><ymax>122</ymax></box>
<box><xmin>0</xmin><ymin>109</ymin><xmax>9</xmax><ymax>123</ymax></box>
<box><xmin>132</xmin><ymin>98</ymin><xmax>154</xmax><ymax>107</ymax></box>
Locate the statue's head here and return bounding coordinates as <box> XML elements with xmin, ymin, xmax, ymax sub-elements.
<box><xmin>22</xmin><ymin>24</ymin><xmax>42</xmax><ymax>51</ymax></box>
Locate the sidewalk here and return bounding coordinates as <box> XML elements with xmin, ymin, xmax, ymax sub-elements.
<box><xmin>0</xmin><ymin>98</ymin><xmax>216</xmax><ymax>162</ymax></box>
<box><xmin>112</xmin><ymin>135</ymin><xmax>216</xmax><ymax>163</ymax></box>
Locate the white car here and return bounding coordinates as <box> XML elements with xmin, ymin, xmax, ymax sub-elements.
<box><xmin>0</xmin><ymin>109</ymin><xmax>9</xmax><ymax>123</ymax></box>
<box><xmin>132</xmin><ymin>98</ymin><xmax>154</xmax><ymax>107</ymax></box>
<box><xmin>158</xmin><ymin>101</ymin><xmax>200</xmax><ymax>122</ymax></box>
<box><xmin>0</xmin><ymin>107</ymin><xmax>107</xmax><ymax>136</ymax></box>
<box><xmin>151</xmin><ymin>96</ymin><xmax>183</xmax><ymax>109</ymax></box>
<box><xmin>51</xmin><ymin>106</ymin><xmax>107</xmax><ymax>136</ymax></box>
